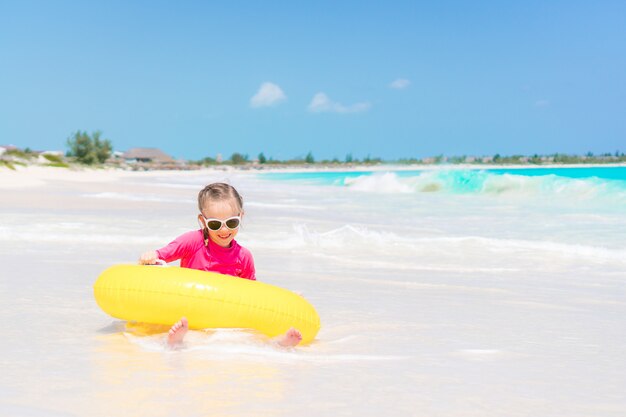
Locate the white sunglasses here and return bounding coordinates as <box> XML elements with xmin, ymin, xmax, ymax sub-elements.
<box><xmin>201</xmin><ymin>215</ymin><xmax>241</xmax><ymax>231</ymax></box>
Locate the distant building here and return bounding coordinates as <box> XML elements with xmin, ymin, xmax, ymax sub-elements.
<box><xmin>0</xmin><ymin>144</ymin><xmax>17</xmax><ymax>156</ymax></box>
<box><xmin>465</xmin><ymin>156</ymin><xmax>476</xmax><ymax>163</ymax></box>
<box><xmin>482</xmin><ymin>156</ymin><xmax>494</xmax><ymax>163</ymax></box>
<box><xmin>123</xmin><ymin>148</ymin><xmax>175</xmax><ymax>164</ymax></box>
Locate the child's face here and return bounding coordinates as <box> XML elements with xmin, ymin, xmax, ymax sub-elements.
<box><xmin>200</xmin><ymin>200</ymin><xmax>241</xmax><ymax>248</ymax></box>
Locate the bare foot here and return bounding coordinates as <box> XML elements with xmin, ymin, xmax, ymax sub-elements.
<box><xmin>167</xmin><ymin>317</ymin><xmax>188</xmax><ymax>347</ymax></box>
<box><xmin>275</xmin><ymin>327</ymin><xmax>302</xmax><ymax>347</ymax></box>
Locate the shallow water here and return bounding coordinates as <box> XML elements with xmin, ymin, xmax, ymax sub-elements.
<box><xmin>1</xmin><ymin>167</ymin><xmax>625</xmax><ymax>416</ymax></box>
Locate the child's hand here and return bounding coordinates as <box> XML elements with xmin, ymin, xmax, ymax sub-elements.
<box><xmin>139</xmin><ymin>250</ymin><xmax>159</xmax><ymax>265</ymax></box>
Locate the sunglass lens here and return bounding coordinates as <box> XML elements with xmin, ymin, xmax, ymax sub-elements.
<box><xmin>225</xmin><ymin>218</ymin><xmax>240</xmax><ymax>229</ymax></box>
<box><xmin>207</xmin><ymin>220</ymin><xmax>222</xmax><ymax>231</ymax></box>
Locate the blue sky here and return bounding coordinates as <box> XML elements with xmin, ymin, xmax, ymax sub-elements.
<box><xmin>1</xmin><ymin>1</ymin><xmax>625</xmax><ymax>161</ymax></box>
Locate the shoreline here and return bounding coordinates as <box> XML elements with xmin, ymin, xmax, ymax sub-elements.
<box><xmin>1</xmin><ymin>162</ymin><xmax>625</xmax><ymax>189</ymax></box>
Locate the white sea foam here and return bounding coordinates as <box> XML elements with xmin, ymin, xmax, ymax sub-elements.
<box><xmin>0</xmin><ymin>225</ymin><xmax>168</xmax><ymax>245</ymax></box>
<box><xmin>84</xmin><ymin>192</ymin><xmax>189</xmax><ymax>203</ymax></box>
<box><xmin>0</xmin><ymin>231</ymin><xmax>165</xmax><ymax>245</ymax></box>
<box><xmin>453</xmin><ymin>349</ymin><xmax>511</xmax><ymax>362</ymax></box>
<box><xmin>345</xmin><ymin>172</ymin><xmax>416</xmax><ymax>193</ymax></box>
<box><xmin>275</xmin><ymin>224</ymin><xmax>626</xmax><ymax>264</ymax></box>
<box><xmin>124</xmin><ymin>330</ymin><xmax>409</xmax><ymax>363</ymax></box>
<box><xmin>136</xmin><ymin>182</ymin><xmax>199</xmax><ymax>189</ymax></box>
<box><xmin>246</xmin><ymin>201</ymin><xmax>323</xmax><ymax>210</ymax></box>
<box><xmin>316</xmin><ymin>274</ymin><xmax>514</xmax><ymax>293</ymax></box>
<box><xmin>306</xmin><ymin>253</ymin><xmax>522</xmax><ymax>275</ymax></box>
<box><xmin>341</xmin><ymin>170</ymin><xmax>626</xmax><ymax>204</ymax></box>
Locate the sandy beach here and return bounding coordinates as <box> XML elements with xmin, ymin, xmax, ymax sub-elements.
<box><xmin>1</xmin><ymin>165</ymin><xmax>625</xmax><ymax>416</ymax></box>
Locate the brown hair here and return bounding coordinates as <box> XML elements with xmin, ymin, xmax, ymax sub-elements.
<box><xmin>197</xmin><ymin>183</ymin><xmax>244</xmax><ymax>246</ymax></box>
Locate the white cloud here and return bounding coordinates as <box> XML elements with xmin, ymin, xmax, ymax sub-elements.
<box><xmin>535</xmin><ymin>99</ymin><xmax>550</xmax><ymax>108</ymax></box>
<box><xmin>390</xmin><ymin>78</ymin><xmax>411</xmax><ymax>89</ymax></box>
<box><xmin>250</xmin><ymin>82</ymin><xmax>287</xmax><ymax>108</ymax></box>
<box><xmin>307</xmin><ymin>92</ymin><xmax>371</xmax><ymax>114</ymax></box>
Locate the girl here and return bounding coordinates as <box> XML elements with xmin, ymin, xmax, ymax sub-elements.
<box><xmin>139</xmin><ymin>182</ymin><xmax>302</xmax><ymax>348</ymax></box>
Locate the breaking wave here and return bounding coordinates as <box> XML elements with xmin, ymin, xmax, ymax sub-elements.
<box><xmin>261</xmin><ymin>168</ymin><xmax>626</xmax><ymax>204</ymax></box>
<box><xmin>344</xmin><ymin>170</ymin><xmax>626</xmax><ymax>201</ymax></box>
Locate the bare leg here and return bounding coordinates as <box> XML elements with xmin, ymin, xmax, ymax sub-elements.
<box><xmin>274</xmin><ymin>327</ymin><xmax>302</xmax><ymax>347</ymax></box>
<box><xmin>167</xmin><ymin>317</ymin><xmax>188</xmax><ymax>347</ymax></box>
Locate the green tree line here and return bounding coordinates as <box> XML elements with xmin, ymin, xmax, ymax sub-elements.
<box><xmin>66</xmin><ymin>130</ymin><xmax>112</xmax><ymax>165</ymax></box>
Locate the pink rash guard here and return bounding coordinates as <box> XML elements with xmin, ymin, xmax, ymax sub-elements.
<box><xmin>155</xmin><ymin>230</ymin><xmax>256</xmax><ymax>280</ymax></box>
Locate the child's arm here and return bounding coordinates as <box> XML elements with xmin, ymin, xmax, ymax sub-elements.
<box><xmin>139</xmin><ymin>250</ymin><xmax>159</xmax><ymax>265</ymax></box>
<box><xmin>139</xmin><ymin>230</ymin><xmax>199</xmax><ymax>265</ymax></box>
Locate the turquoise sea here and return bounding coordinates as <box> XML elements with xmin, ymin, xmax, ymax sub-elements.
<box><xmin>260</xmin><ymin>165</ymin><xmax>626</xmax><ymax>190</ymax></box>
<box><xmin>260</xmin><ymin>166</ymin><xmax>626</xmax><ymax>208</ymax></box>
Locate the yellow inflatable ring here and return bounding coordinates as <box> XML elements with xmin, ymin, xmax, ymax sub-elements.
<box><xmin>93</xmin><ymin>264</ymin><xmax>321</xmax><ymax>344</ymax></box>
